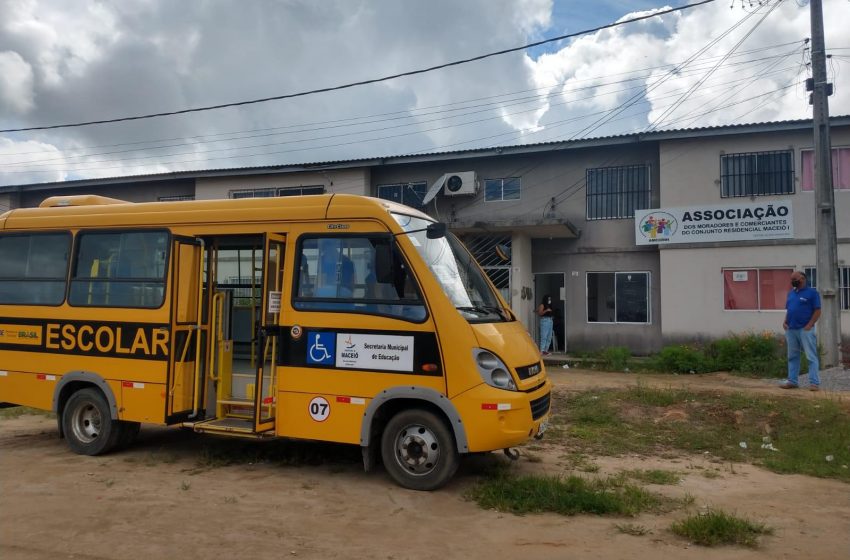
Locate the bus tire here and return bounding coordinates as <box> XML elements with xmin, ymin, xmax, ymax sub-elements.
<box><xmin>62</xmin><ymin>388</ymin><xmax>121</xmax><ymax>456</ymax></box>
<box><xmin>380</xmin><ymin>409</ymin><xmax>459</xmax><ymax>491</ymax></box>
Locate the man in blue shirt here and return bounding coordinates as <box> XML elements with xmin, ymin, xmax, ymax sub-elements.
<box><xmin>781</xmin><ymin>270</ymin><xmax>821</xmax><ymax>390</ymax></box>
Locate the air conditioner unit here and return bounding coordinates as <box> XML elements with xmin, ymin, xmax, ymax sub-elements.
<box><xmin>442</xmin><ymin>171</ymin><xmax>477</xmax><ymax>197</ymax></box>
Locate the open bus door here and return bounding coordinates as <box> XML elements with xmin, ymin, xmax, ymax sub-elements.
<box><xmin>166</xmin><ymin>237</ymin><xmax>205</xmax><ymax>422</ymax></box>
<box><xmin>253</xmin><ymin>234</ymin><xmax>285</xmax><ymax>433</ymax></box>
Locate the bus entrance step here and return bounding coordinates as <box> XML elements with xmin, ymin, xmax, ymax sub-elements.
<box><xmin>185</xmin><ymin>418</ymin><xmax>274</xmax><ymax>439</ymax></box>
<box><xmin>217</xmin><ymin>398</ymin><xmax>253</xmax><ymax>406</ymax></box>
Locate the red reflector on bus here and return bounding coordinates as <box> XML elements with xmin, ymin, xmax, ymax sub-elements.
<box><xmin>336</xmin><ymin>396</ymin><xmax>351</xmax><ymax>403</ymax></box>
<box><xmin>422</xmin><ymin>363</ymin><xmax>439</xmax><ymax>372</ymax></box>
<box><xmin>481</xmin><ymin>403</ymin><xmax>497</xmax><ymax>410</ymax></box>
<box><xmin>262</xmin><ymin>397</ymin><xmax>274</xmax><ymax>404</ymax></box>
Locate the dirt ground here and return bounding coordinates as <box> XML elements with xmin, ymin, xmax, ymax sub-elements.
<box><xmin>2</xmin><ymin>371</ymin><xmax>849</xmax><ymax>560</ymax></box>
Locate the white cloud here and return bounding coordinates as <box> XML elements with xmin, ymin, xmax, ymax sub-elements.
<box><xmin>0</xmin><ymin>0</ymin><xmax>848</xmax><ymax>185</ymax></box>
<box><xmin>522</xmin><ymin>0</ymin><xmax>850</xmax><ymax>138</ymax></box>
<box><xmin>0</xmin><ymin>50</ymin><xmax>35</xmax><ymax>113</ymax></box>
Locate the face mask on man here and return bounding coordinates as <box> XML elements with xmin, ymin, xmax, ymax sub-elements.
<box><xmin>791</xmin><ymin>279</ymin><xmax>801</xmax><ymax>288</ymax></box>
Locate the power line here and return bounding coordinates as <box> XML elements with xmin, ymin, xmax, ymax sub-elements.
<box><xmin>0</xmin><ymin>0</ymin><xmax>717</xmax><ymax>134</ymax></box>
<box><xmin>3</xmin><ymin>63</ymin><xmax>800</xmax><ymax>175</ymax></box>
<box><xmin>1</xmin><ymin>39</ymin><xmax>809</xmax><ymax>160</ymax></box>
<box><xmin>645</xmin><ymin>0</ymin><xmax>784</xmax><ymax>131</ymax></box>
<box><xmin>4</xmin><ymin>60</ymin><xmax>799</xmax><ymax>171</ymax></box>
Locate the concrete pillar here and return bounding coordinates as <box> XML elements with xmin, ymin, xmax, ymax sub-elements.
<box><xmin>510</xmin><ymin>231</ymin><xmax>534</xmax><ymax>334</ymax></box>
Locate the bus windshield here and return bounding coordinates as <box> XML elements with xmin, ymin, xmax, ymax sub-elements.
<box><xmin>392</xmin><ymin>213</ymin><xmax>509</xmax><ymax>323</ymax></box>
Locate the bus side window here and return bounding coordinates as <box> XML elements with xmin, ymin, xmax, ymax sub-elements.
<box><xmin>0</xmin><ymin>232</ymin><xmax>71</xmax><ymax>306</ymax></box>
<box><xmin>294</xmin><ymin>235</ymin><xmax>426</xmax><ymax>321</ymax></box>
<box><xmin>69</xmin><ymin>231</ymin><xmax>169</xmax><ymax>308</ymax></box>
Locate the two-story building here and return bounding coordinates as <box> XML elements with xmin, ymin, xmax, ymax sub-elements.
<box><xmin>2</xmin><ymin>116</ymin><xmax>848</xmax><ymax>353</ymax></box>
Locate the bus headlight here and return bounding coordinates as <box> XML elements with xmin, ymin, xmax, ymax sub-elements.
<box><xmin>473</xmin><ymin>349</ymin><xmax>517</xmax><ymax>391</ymax></box>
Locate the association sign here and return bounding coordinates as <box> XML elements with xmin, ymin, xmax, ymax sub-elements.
<box><xmin>634</xmin><ymin>201</ymin><xmax>793</xmax><ymax>245</ymax></box>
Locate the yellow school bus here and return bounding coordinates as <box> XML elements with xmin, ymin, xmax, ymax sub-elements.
<box><xmin>0</xmin><ymin>193</ymin><xmax>550</xmax><ymax>490</ymax></box>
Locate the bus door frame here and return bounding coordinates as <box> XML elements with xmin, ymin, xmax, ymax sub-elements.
<box><xmin>166</xmin><ymin>235</ymin><xmax>206</xmax><ymax>423</ymax></box>
<box><xmin>254</xmin><ymin>233</ymin><xmax>286</xmax><ymax>432</ymax></box>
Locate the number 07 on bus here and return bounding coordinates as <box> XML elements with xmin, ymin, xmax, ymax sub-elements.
<box><xmin>0</xmin><ymin>194</ymin><xmax>551</xmax><ymax>490</ymax></box>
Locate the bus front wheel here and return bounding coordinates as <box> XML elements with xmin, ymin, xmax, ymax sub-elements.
<box><xmin>62</xmin><ymin>388</ymin><xmax>121</xmax><ymax>456</ymax></box>
<box><xmin>380</xmin><ymin>409</ymin><xmax>459</xmax><ymax>491</ymax></box>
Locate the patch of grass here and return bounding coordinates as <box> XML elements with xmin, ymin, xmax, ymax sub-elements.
<box><xmin>548</xmin><ymin>387</ymin><xmax>850</xmax><ymax>482</ymax></box>
<box><xmin>180</xmin><ymin>480</ymin><xmax>191</xmax><ymax>491</ymax></box>
<box><xmin>560</xmin><ymin>452</ymin><xmax>600</xmax><ymax>473</ymax></box>
<box><xmin>522</xmin><ymin>451</ymin><xmax>543</xmax><ymax>463</ymax></box>
<box><xmin>670</xmin><ymin>510</ymin><xmax>773</xmax><ymax>547</ymax></box>
<box><xmin>601</xmin><ymin>346</ymin><xmax>631</xmax><ymax>371</ymax></box>
<box><xmin>467</xmin><ymin>473</ymin><xmax>665</xmax><ymax>517</ymax></box>
<box><xmin>0</xmin><ymin>406</ymin><xmax>54</xmax><ymax>419</ymax></box>
<box><xmin>223</xmin><ymin>496</ymin><xmax>237</xmax><ymax>504</ymax></box>
<box><xmin>623</xmin><ymin>469</ymin><xmax>680</xmax><ymax>485</ymax></box>
<box><xmin>615</xmin><ymin>523</ymin><xmax>651</xmax><ymax>536</ymax></box>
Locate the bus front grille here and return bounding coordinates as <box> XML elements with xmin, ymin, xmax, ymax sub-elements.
<box><xmin>530</xmin><ymin>392</ymin><xmax>551</xmax><ymax>420</ymax></box>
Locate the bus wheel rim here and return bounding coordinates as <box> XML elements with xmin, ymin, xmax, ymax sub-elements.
<box><xmin>394</xmin><ymin>423</ymin><xmax>440</xmax><ymax>476</ymax></box>
<box><xmin>71</xmin><ymin>402</ymin><xmax>102</xmax><ymax>444</ymax></box>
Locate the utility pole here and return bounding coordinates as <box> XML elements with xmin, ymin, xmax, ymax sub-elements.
<box><xmin>809</xmin><ymin>0</ymin><xmax>841</xmax><ymax>367</ymax></box>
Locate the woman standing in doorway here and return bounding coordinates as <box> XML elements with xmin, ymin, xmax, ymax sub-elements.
<box><xmin>538</xmin><ymin>294</ymin><xmax>554</xmax><ymax>356</ymax></box>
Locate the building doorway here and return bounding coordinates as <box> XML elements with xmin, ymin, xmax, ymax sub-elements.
<box><xmin>533</xmin><ymin>272</ymin><xmax>566</xmax><ymax>353</ymax></box>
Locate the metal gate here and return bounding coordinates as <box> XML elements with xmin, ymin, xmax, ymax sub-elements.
<box><xmin>461</xmin><ymin>235</ymin><xmax>512</xmax><ymax>305</ymax></box>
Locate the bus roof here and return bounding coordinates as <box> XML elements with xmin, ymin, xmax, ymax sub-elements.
<box><xmin>0</xmin><ymin>194</ymin><xmax>433</xmax><ymax>231</ymax></box>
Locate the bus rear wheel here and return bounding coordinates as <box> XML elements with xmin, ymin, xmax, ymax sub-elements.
<box><xmin>380</xmin><ymin>409</ymin><xmax>459</xmax><ymax>491</ymax></box>
<box><xmin>62</xmin><ymin>388</ymin><xmax>121</xmax><ymax>456</ymax></box>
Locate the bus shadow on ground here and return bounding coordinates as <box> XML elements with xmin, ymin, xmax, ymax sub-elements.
<box><xmin>120</xmin><ymin>425</ymin><xmax>507</xmax><ymax>486</ymax></box>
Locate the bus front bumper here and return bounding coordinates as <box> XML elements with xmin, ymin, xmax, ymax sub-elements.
<box><xmin>453</xmin><ymin>378</ymin><xmax>552</xmax><ymax>453</ymax></box>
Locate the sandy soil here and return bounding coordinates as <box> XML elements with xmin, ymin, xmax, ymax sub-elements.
<box><xmin>1</xmin><ymin>372</ymin><xmax>848</xmax><ymax>560</ymax></box>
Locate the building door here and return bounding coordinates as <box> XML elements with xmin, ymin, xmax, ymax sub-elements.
<box><xmin>253</xmin><ymin>234</ymin><xmax>285</xmax><ymax>433</ymax></box>
<box><xmin>533</xmin><ymin>272</ymin><xmax>566</xmax><ymax>353</ymax></box>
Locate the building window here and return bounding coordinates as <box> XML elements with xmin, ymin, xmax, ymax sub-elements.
<box><xmin>294</xmin><ymin>235</ymin><xmax>426</xmax><ymax>321</ymax></box>
<box><xmin>484</xmin><ymin>177</ymin><xmax>521</xmax><ymax>202</ymax></box>
<box><xmin>229</xmin><ymin>186</ymin><xmax>324</xmax><ymax>199</ymax></box>
<box><xmin>277</xmin><ymin>186</ymin><xmax>325</xmax><ymax>197</ymax></box>
<box><xmin>720</xmin><ymin>150</ymin><xmax>794</xmax><ymax>197</ymax></box>
<box><xmin>723</xmin><ymin>268</ymin><xmax>792</xmax><ymax>310</ymax></box>
<box><xmin>157</xmin><ymin>195</ymin><xmax>195</xmax><ymax>202</ymax></box>
<box><xmin>801</xmin><ymin>147</ymin><xmax>850</xmax><ymax>191</ymax></box>
<box><xmin>803</xmin><ymin>266</ymin><xmax>850</xmax><ymax>310</ymax></box>
<box><xmin>69</xmin><ymin>231</ymin><xmax>169</xmax><ymax>308</ymax></box>
<box><xmin>585</xmin><ymin>164</ymin><xmax>650</xmax><ymax>220</ymax></box>
<box><xmin>377</xmin><ymin>182</ymin><xmax>428</xmax><ymax>209</ymax></box>
<box><xmin>586</xmin><ymin>271</ymin><xmax>650</xmax><ymax>323</ymax></box>
<box><xmin>0</xmin><ymin>232</ymin><xmax>71</xmax><ymax>306</ymax></box>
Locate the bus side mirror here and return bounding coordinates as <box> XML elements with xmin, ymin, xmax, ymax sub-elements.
<box><xmin>426</xmin><ymin>223</ymin><xmax>447</xmax><ymax>239</ymax></box>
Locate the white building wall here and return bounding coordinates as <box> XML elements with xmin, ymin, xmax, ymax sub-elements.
<box><xmin>659</xmin><ymin>244</ymin><xmax>850</xmax><ymax>342</ymax></box>
<box><xmin>659</xmin><ymin>128</ymin><xmax>850</xmax><ymax>239</ymax></box>
<box><xmin>195</xmin><ymin>168</ymin><xmax>371</xmax><ymax>200</ymax></box>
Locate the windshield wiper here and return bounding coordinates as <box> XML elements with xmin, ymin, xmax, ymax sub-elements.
<box><xmin>456</xmin><ymin>305</ymin><xmax>508</xmax><ymax>320</ymax></box>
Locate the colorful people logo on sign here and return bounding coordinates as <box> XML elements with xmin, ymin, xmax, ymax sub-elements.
<box><xmin>639</xmin><ymin>212</ymin><xmax>677</xmax><ymax>241</ymax></box>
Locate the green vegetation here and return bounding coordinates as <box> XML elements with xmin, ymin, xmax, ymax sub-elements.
<box><xmin>601</xmin><ymin>346</ymin><xmax>631</xmax><ymax>371</ymax></box>
<box><xmin>569</xmin><ymin>332</ymin><xmax>808</xmax><ymax>377</ymax></box>
<box><xmin>622</xmin><ymin>469</ymin><xmax>680</xmax><ymax>485</ymax></box>
<box><xmin>0</xmin><ymin>406</ymin><xmax>54</xmax><ymax>419</ymax></box>
<box><xmin>549</xmin><ymin>387</ymin><xmax>850</xmax><ymax>481</ymax></box>
<box><xmin>467</xmin><ymin>473</ymin><xmax>670</xmax><ymax>517</ymax></box>
<box><xmin>671</xmin><ymin>510</ymin><xmax>773</xmax><ymax>547</ymax></box>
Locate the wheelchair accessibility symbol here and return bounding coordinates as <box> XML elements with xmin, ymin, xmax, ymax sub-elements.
<box><xmin>307</xmin><ymin>332</ymin><xmax>335</xmax><ymax>365</ymax></box>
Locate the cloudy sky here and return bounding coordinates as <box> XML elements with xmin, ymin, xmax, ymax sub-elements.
<box><xmin>1</xmin><ymin>0</ymin><xmax>848</xmax><ymax>186</ymax></box>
